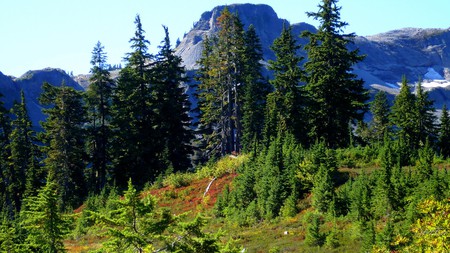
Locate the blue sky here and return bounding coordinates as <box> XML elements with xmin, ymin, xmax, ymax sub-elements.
<box><xmin>1</xmin><ymin>0</ymin><xmax>449</xmax><ymax>77</ymax></box>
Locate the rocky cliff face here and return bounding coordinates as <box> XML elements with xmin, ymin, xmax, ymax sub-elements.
<box><xmin>175</xmin><ymin>4</ymin><xmax>316</xmax><ymax>70</ymax></box>
<box><xmin>176</xmin><ymin>4</ymin><xmax>450</xmax><ymax>108</ymax></box>
<box><xmin>0</xmin><ymin>68</ymin><xmax>83</xmax><ymax>129</ymax></box>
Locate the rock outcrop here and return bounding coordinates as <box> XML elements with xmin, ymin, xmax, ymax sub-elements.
<box><xmin>175</xmin><ymin>4</ymin><xmax>316</xmax><ymax>70</ymax></box>
<box><xmin>175</xmin><ymin>4</ymin><xmax>450</xmax><ymax>109</ymax></box>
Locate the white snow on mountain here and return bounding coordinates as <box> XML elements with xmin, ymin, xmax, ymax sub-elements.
<box><xmin>421</xmin><ymin>79</ymin><xmax>450</xmax><ymax>89</ymax></box>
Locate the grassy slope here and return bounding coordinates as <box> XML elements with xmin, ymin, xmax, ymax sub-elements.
<box><xmin>65</xmin><ymin>155</ymin><xmax>382</xmax><ymax>252</ymax></box>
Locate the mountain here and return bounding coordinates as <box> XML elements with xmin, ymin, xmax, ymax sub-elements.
<box><xmin>176</xmin><ymin>4</ymin><xmax>450</xmax><ymax>108</ymax></box>
<box><xmin>1</xmin><ymin>68</ymin><xmax>83</xmax><ymax>129</ymax></box>
<box><xmin>175</xmin><ymin>4</ymin><xmax>316</xmax><ymax>70</ymax></box>
<box><xmin>353</xmin><ymin>28</ymin><xmax>450</xmax><ymax>108</ymax></box>
<box><xmin>1</xmin><ymin>4</ymin><xmax>450</xmax><ymax>128</ymax></box>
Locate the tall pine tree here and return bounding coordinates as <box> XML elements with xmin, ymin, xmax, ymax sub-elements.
<box><xmin>415</xmin><ymin>80</ymin><xmax>436</xmax><ymax>145</ymax></box>
<box><xmin>39</xmin><ymin>82</ymin><xmax>87</xmax><ymax>208</ymax></box>
<box><xmin>86</xmin><ymin>41</ymin><xmax>114</xmax><ymax>192</ymax></box>
<box><xmin>196</xmin><ymin>8</ymin><xmax>247</xmax><ymax>157</ymax></box>
<box><xmin>6</xmin><ymin>91</ymin><xmax>38</xmax><ymax>213</ymax></box>
<box><xmin>241</xmin><ymin>25</ymin><xmax>271</xmax><ymax>151</ymax></box>
<box><xmin>111</xmin><ymin>14</ymin><xmax>157</xmax><ymax>187</ymax></box>
<box><xmin>264</xmin><ymin>24</ymin><xmax>305</xmax><ymax>144</ymax></box>
<box><xmin>370</xmin><ymin>91</ymin><xmax>391</xmax><ymax>143</ymax></box>
<box><xmin>152</xmin><ymin>26</ymin><xmax>193</xmax><ymax>172</ymax></box>
<box><xmin>391</xmin><ymin>76</ymin><xmax>417</xmax><ymax>151</ymax></box>
<box><xmin>303</xmin><ymin>0</ymin><xmax>368</xmax><ymax>147</ymax></box>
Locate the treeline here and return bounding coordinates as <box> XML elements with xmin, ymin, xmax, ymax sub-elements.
<box><xmin>0</xmin><ymin>15</ymin><xmax>193</xmax><ymax>216</ymax></box>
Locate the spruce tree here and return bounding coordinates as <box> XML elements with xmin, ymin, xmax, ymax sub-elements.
<box><xmin>391</xmin><ymin>76</ymin><xmax>417</xmax><ymax>152</ymax></box>
<box><xmin>241</xmin><ymin>25</ymin><xmax>271</xmax><ymax>151</ymax></box>
<box><xmin>255</xmin><ymin>133</ymin><xmax>284</xmax><ymax>219</ymax></box>
<box><xmin>111</xmin><ymin>14</ymin><xmax>156</xmax><ymax>187</ymax></box>
<box><xmin>0</xmin><ymin>93</ymin><xmax>11</xmax><ymax>216</ymax></box>
<box><xmin>39</xmin><ymin>82</ymin><xmax>87</xmax><ymax>208</ymax></box>
<box><xmin>86</xmin><ymin>41</ymin><xmax>114</xmax><ymax>192</ymax></box>
<box><xmin>304</xmin><ymin>214</ymin><xmax>324</xmax><ymax>247</ymax></box>
<box><xmin>438</xmin><ymin>104</ymin><xmax>450</xmax><ymax>158</ymax></box>
<box><xmin>196</xmin><ymin>8</ymin><xmax>247</xmax><ymax>156</ymax></box>
<box><xmin>19</xmin><ymin>175</ymin><xmax>68</xmax><ymax>253</ymax></box>
<box><xmin>6</xmin><ymin>91</ymin><xmax>37</xmax><ymax>213</ymax></box>
<box><xmin>370</xmin><ymin>91</ymin><xmax>391</xmax><ymax>143</ymax></box>
<box><xmin>264</xmin><ymin>24</ymin><xmax>305</xmax><ymax>144</ymax></box>
<box><xmin>371</xmin><ymin>140</ymin><xmax>395</xmax><ymax>218</ymax></box>
<box><xmin>96</xmin><ymin>179</ymin><xmax>172</xmax><ymax>252</ymax></box>
<box><xmin>415</xmin><ymin>80</ymin><xmax>436</xmax><ymax>145</ymax></box>
<box><xmin>152</xmin><ymin>26</ymin><xmax>193</xmax><ymax>172</ymax></box>
<box><xmin>195</xmin><ymin>35</ymin><xmax>222</xmax><ymax>160</ymax></box>
<box><xmin>303</xmin><ymin>0</ymin><xmax>368</xmax><ymax>147</ymax></box>
<box><xmin>417</xmin><ymin>138</ymin><xmax>434</xmax><ymax>180</ymax></box>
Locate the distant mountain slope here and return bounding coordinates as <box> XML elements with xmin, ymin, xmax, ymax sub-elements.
<box><xmin>0</xmin><ymin>68</ymin><xmax>83</xmax><ymax>129</ymax></box>
<box><xmin>175</xmin><ymin>4</ymin><xmax>450</xmax><ymax>108</ymax></box>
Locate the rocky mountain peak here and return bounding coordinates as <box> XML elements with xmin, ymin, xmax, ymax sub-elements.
<box><xmin>175</xmin><ymin>3</ymin><xmax>316</xmax><ymax>70</ymax></box>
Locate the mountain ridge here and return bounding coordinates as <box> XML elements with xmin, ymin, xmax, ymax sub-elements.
<box><xmin>2</xmin><ymin>3</ymin><xmax>450</xmax><ymax>126</ymax></box>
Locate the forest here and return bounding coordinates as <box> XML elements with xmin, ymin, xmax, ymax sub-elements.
<box><xmin>0</xmin><ymin>0</ymin><xmax>449</xmax><ymax>252</ymax></box>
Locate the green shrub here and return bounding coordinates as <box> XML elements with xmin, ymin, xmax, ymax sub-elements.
<box><xmin>163</xmin><ymin>172</ymin><xmax>193</xmax><ymax>188</ymax></box>
<box><xmin>304</xmin><ymin>213</ymin><xmax>324</xmax><ymax>247</ymax></box>
<box><xmin>195</xmin><ymin>154</ymin><xmax>248</xmax><ymax>179</ymax></box>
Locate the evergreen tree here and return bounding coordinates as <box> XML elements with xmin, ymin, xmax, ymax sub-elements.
<box><xmin>415</xmin><ymin>80</ymin><xmax>436</xmax><ymax>145</ymax></box>
<box><xmin>6</xmin><ymin>91</ymin><xmax>37</xmax><ymax>213</ymax></box>
<box><xmin>39</xmin><ymin>82</ymin><xmax>87</xmax><ymax>208</ymax></box>
<box><xmin>370</xmin><ymin>91</ymin><xmax>391</xmax><ymax>143</ymax></box>
<box><xmin>111</xmin><ymin>14</ymin><xmax>157</xmax><ymax>187</ymax></box>
<box><xmin>416</xmin><ymin>138</ymin><xmax>434</xmax><ymax>180</ymax></box>
<box><xmin>438</xmin><ymin>104</ymin><xmax>450</xmax><ymax>158</ymax></box>
<box><xmin>312</xmin><ymin>165</ymin><xmax>335</xmax><ymax>214</ymax></box>
<box><xmin>195</xmin><ymin>35</ymin><xmax>222</xmax><ymax>160</ymax></box>
<box><xmin>19</xmin><ymin>175</ymin><xmax>68</xmax><ymax>253</ymax></box>
<box><xmin>391</xmin><ymin>76</ymin><xmax>417</xmax><ymax>154</ymax></box>
<box><xmin>264</xmin><ymin>24</ymin><xmax>305</xmax><ymax>144</ymax></box>
<box><xmin>304</xmin><ymin>214</ymin><xmax>324</xmax><ymax>247</ymax></box>
<box><xmin>303</xmin><ymin>0</ymin><xmax>368</xmax><ymax>147</ymax></box>
<box><xmin>255</xmin><ymin>133</ymin><xmax>284</xmax><ymax>219</ymax></box>
<box><xmin>371</xmin><ymin>140</ymin><xmax>395</xmax><ymax>218</ymax></box>
<box><xmin>350</xmin><ymin>171</ymin><xmax>372</xmax><ymax>222</ymax></box>
<box><xmin>95</xmin><ymin>179</ymin><xmax>173</xmax><ymax>252</ymax></box>
<box><xmin>241</xmin><ymin>25</ymin><xmax>271</xmax><ymax>151</ymax></box>
<box><xmin>0</xmin><ymin>93</ymin><xmax>11</xmax><ymax>216</ymax></box>
<box><xmin>86</xmin><ymin>41</ymin><xmax>114</xmax><ymax>193</ymax></box>
<box><xmin>311</xmin><ymin>142</ymin><xmax>337</xmax><ymax>214</ymax></box>
<box><xmin>152</xmin><ymin>26</ymin><xmax>193</xmax><ymax>172</ymax></box>
<box><xmin>166</xmin><ymin>214</ymin><xmax>222</xmax><ymax>253</ymax></box>
<box><xmin>196</xmin><ymin>8</ymin><xmax>247</xmax><ymax>156</ymax></box>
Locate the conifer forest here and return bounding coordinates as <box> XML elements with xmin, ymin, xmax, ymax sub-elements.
<box><xmin>1</xmin><ymin>0</ymin><xmax>450</xmax><ymax>252</ymax></box>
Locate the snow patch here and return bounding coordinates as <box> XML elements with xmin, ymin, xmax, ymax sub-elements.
<box><xmin>424</xmin><ymin>67</ymin><xmax>444</xmax><ymax>80</ymax></box>
<box><xmin>422</xmin><ymin>80</ymin><xmax>450</xmax><ymax>89</ymax></box>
